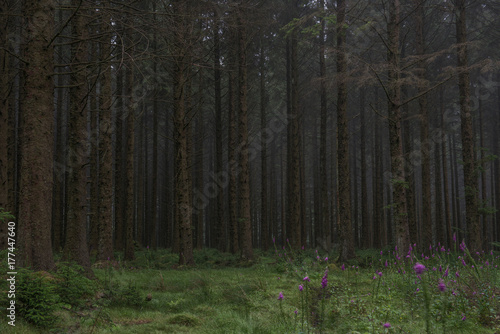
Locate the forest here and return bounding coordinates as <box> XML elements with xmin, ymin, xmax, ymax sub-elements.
<box><xmin>0</xmin><ymin>0</ymin><xmax>499</xmax><ymax>332</ymax></box>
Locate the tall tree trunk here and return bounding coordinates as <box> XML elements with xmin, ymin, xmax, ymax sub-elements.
<box><xmin>336</xmin><ymin>0</ymin><xmax>355</xmax><ymax>261</ymax></box>
<box><xmin>0</xmin><ymin>0</ymin><xmax>10</xmax><ymax>249</ymax></box>
<box><xmin>97</xmin><ymin>10</ymin><xmax>114</xmax><ymax>261</ymax></box>
<box><xmin>413</xmin><ymin>0</ymin><xmax>433</xmax><ymax>251</ymax></box>
<box><xmin>214</xmin><ymin>11</ymin><xmax>225</xmax><ymax>252</ymax></box>
<box><xmin>287</xmin><ymin>25</ymin><xmax>302</xmax><ymax>249</ymax></box>
<box><xmin>455</xmin><ymin>0</ymin><xmax>480</xmax><ymax>252</ymax></box>
<box><xmin>64</xmin><ymin>4</ymin><xmax>92</xmax><ymax>273</ymax></box>
<box><xmin>151</xmin><ymin>2</ymin><xmax>159</xmax><ymax>250</ymax></box>
<box><xmin>114</xmin><ymin>35</ymin><xmax>125</xmax><ymax>252</ymax></box>
<box><xmin>435</xmin><ymin>117</ymin><xmax>444</xmax><ymax>246</ymax></box>
<box><xmin>318</xmin><ymin>0</ymin><xmax>329</xmax><ymax>248</ymax></box>
<box><xmin>440</xmin><ymin>87</ymin><xmax>453</xmax><ymax>247</ymax></box>
<box><xmin>18</xmin><ymin>0</ymin><xmax>56</xmax><ymax>270</ymax></box>
<box><xmin>237</xmin><ymin>8</ymin><xmax>253</xmax><ymax>261</ymax></box>
<box><xmin>228</xmin><ymin>26</ymin><xmax>239</xmax><ymax>254</ymax></box>
<box><xmin>173</xmin><ymin>0</ymin><xmax>194</xmax><ymax>265</ymax></box>
<box><xmin>359</xmin><ymin>88</ymin><xmax>371</xmax><ymax>248</ymax></box>
<box><xmin>259</xmin><ymin>35</ymin><xmax>269</xmax><ymax>251</ymax></box>
<box><xmin>124</xmin><ymin>63</ymin><xmax>135</xmax><ymax>261</ymax></box>
<box><xmin>386</xmin><ymin>0</ymin><xmax>409</xmax><ymax>254</ymax></box>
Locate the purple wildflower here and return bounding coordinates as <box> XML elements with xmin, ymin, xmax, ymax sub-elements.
<box><xmin>303</xmin><ymin>276</ymin><xmax>310</xmax><ymax>282</ymax></box>
<box><xmin>294</xmin><ymin>309</ymin><xmax>298</xmax><ymax>315</ymax></box>
<box><xmin>341</xmin><ymin>263</ymin><xmax>345</xmax><ymax>271</ymax></box>
<box><xmin>278</xmin><ymin>292</ymin><xmax>284</xmax><ymax>300</ymax></box>
<box><xmin>462</xmin><ymin>314</ymin><xmax>466</xmax><ymax>321</ymax></box>
<box><xmin>453</xmin><ymin>233</ymin><xmax>456</xmax><ymax>242</ymax></box>
<box><xmin>414</xmin><ymin>262</ymin><xmax>426</xmax><ymax>275</ymax></box>
<box><xmin>444</xmin><ymin>267</ymin><xmax>449</xmax><ymax>277</ymax></box>
<box><xmin>455</xmin><ymin>271</ymin><xmax>460</xmax><ymax>278</ymax></box>
<box><xmin>378</xmin><ymin>271</ymin><xmax>383</xmax><ymax>277</ymax></box>
<box><xmin>299</xmin><ymin>284</ymin><xmax>303</xmax><ymax>291</ymax></box>
<box><xmin>321</xmin><ymin>270</ymin><xmax>328</xmax><ymax>289</ymax></box>
<box><xmin>383</xmin><ymin>323</ymin><xmax>391</xmax><ymax>328</ymax></box>
<box><xmin>438</xmin><ymin>280</ymin><xmax>446</xmax><ymax>292</ymax></box>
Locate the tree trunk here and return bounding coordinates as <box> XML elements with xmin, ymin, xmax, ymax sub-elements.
<box><xmin>336</xmin><ymin>0</ymin><xmax>355</xmax><ymax>261</ymax></box>
<box><xmin>214</xmin><ymin>12</ymin><xmax>225</xmax><ymax>252</ymax></box>
<box><xmin>0</xmin><ymin>0</ymin><xmax>10</xmax><ymax>249</ymax></box>
<box><xmin>237</xmin><ymin>8</ymin><xmax>253</xmax><ymax>261</ymax></box>
<box><xmin>259</xmin><ymin>35</ymin><xmax>269</xmax><ymax>251</ymax></box>
<box><xmin>359</xmin><ymin>88</ymin><xmax>371</xmax><ymax>248</ymax></box>
<box><xmin>413</xmin><ymin>0</ymin><xmax>433</xmax><ymax>251</ymax></box>
<box><xmin>228</xmin><ymin>25</ymin><xmax>239</xmax><ymax>254</ymax></box>
<box><xmin>124</xmin><ymin>62</ymin><xmax>135</xmax><ymax>261</ymax></box>
<box><xmin>173</xmin><ymin>0</ymin><xmax>194</xmax><ymax>265</ymax></box>
<box><xmin>386</xmin><ymin>0</ymin><xmax>409</xmax><ymax>254</ymax></box>
<box><xmin>287</xmin><ymin>25</ymin><xmax>302</xmax><ymax>249</ymax></box>
<box><xmin>18</xmin><ymin>0</ymin><xmax>56</xmax><ymax>270</ymax></box>
<box><xmin>63</xmin><ymin>3</ymin><xmax>92</xmax><ymax>274</ymax></box>
<box><xmin>97</xmin><ymin>10</ymin><xmax>114</xmax><ymax>261</ymax></box>
<box><xmin>318</xmin><ymin>0</ymin><xmax>329</xmax><ymax>249</ymax></box>
<box><xmin>455</xmin><ymin>0</ymin><xmax>480</xmax><ymax>252</ymax></box>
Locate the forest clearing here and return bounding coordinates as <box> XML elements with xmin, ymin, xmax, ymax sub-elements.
<box><xmin>0</xmin><ymin>246</ymin><xmax>499</xmax><ymax>333</ymax></box>
<box><xmin>1</xmin><ymin>0</ymin><xmax>500</xmax><ymax>333</ymax></box>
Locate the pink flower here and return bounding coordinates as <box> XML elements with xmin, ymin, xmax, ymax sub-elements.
<box><xmin>383</xmin><ymin>322</ymin><xmax>391</xmax><ymax>328</ymax></box>
<box><xmin>278</xmin><ymin>292</ymin><xmax>284</xmax><ymax>300</ymax></box>
<box><xmin>414</xmin><ymin>262</ymin><xmax>426</xmax><ymax>275</ymax></box>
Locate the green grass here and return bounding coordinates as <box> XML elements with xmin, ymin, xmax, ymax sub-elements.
<box><xmin>1</xmin><ymin>247</ymin><xmax>499</xmax><ymax>333</ymax></box>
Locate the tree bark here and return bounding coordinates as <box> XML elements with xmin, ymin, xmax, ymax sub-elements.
<box><xmin>97</xmin><ymin>9</ymin><xmax>114</xmax><ymax>261</ymax></box>
<box><xmin>63</xmin><ymin>3</ymin><xmax>92</xmax><ymax>273</ymax></box>
<box><xmin>173</xmin><ymin>0</ymin><xmax>194</xmax><ymax>265</ymax></box>
<box><xmin>18</xmin><ymin>0</ymin><xmax>56</xmax><ymax>270</ymax></box>
<box><xmin>214</xmin><ymin>11</ymin><xmax>225</xmax><ymax>252</ymax></box>
<box><xmin>237</xmin><ymin>8</ymin><xmax>253</xmax><ymax>261</ymax></box>
<box><xmin>455</xmin><ymin>0</ymin><xmax>480</xmax><ymax>252</ymax></box>
<box><xmin>386</xmin><ymin>0</ymin><xmax>409</xmax><ymax>254</ymax></box>
<box><xmin>318</xmin><ymin>0</ymin><xmax>329</xmax><ymax>248</ymax></box>
<box><xmin>337</xmin><ymin>0</ymin><xmax>355</xmax><ymax>261</ymax></box>
<box><xmin>259</xmin><ymin>35</ymin><xmax>269</xmax><ymax>251</ymax></box>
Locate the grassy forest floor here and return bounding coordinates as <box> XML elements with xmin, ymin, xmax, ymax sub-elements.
<box><xmin>1</xmin><ymin>245</ymin><xmax>499</xmax><ymax>334</ymax></box>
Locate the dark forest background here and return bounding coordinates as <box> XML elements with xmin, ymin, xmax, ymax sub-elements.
<box><xmin>1</xmin><ymin>0</ymin><xmax>499</xmax><ymax>272</ymax></box>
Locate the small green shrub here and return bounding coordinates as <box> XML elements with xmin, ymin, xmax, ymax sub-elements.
<box><xmin>17</xmin><ymin>270</ymin><xmax>59</xmax><ymax>328</ymax></box>
<box><xmin>55</xmin><ymin>262</ymin><xmax>95</xmax><ymax>308</ymax></box>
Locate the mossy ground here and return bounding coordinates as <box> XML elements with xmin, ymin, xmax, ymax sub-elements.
<box><xmin>1</xmin><ymin>247</ymin><xmax>499</xmax><ymax>333</ymax></box>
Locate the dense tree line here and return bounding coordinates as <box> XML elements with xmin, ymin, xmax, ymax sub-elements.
<box><xmin>0</xmin><ymin>0</ymin><xmax>499</xmax><ymax>271</ymax></box>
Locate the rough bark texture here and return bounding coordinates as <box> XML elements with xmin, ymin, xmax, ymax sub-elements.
<box><xmin>124</xmin><ymin>63</ymin><xmax>135</xmax><ymax>261</ymax></box>
<box><xmin>387</xmin><ymin>0</ymin><xmax>409</xmax><ymax>254</ymax></box>
<box><xmin>287</xmin><ymin>26</ymin><xmax>302</xmax><ymax>249</ymax></box>
<box><xmin>440</xmin><ymin>87</ymin><xmax>453</xmax><ymax>247</ymax></box>
<box><xmin>337</xmin><ymin>0</ymin><xmax>355</xmax><ymax>261</ymax></box>
<box><xmin>228</xmin><ymin>33</ymin><xmax>239</xmax><ymax>254</ymax></box>
<box><xmin>415</xmin><ymin>0</ymin><xmax>432</xmax><ymax>251</ymax></box>
<box><xmin>64</xmin><ymin>4</ymin><xmax>92</xmax><ymax>273</ymax></box>
<box><xmin>18</xmin><ymin>0</ymin><xmax>56</xmax><ymax>270</ymax></box>
<box><xmin>97</xmin><ymin>11</ymin><xmax>114</xmax><ymax>261</ymax></box>
<box><xmin>0</xmin><ymin>0</ymin><xmax>10</xmax><ymax>249</ymax></box>
<box><xmin>259</xmin><ymin>36</ymin><xmax>268</xmax><ymax>251</ymax></box>
<box><xmin>359</xmin><ymin>89</ymin><xmax>371</xmax><ymax>248</ymax></box>
<box><xmin>237</xmin><ymin>9</ymin><xmax>254</xmax><ymax>261</ymax></box>
<box><xmin>455</xmin><ymin>0</ymin><xmax>480</xmax><ymax>252</ymax></box>
<box><xmin>318</xmin><ymin>0</ymin><xmax>329</xmax><ymax>248</ymax></box>
<box><xmin>214</xmin><ymin>13</ymin><xmax>225</xmax><ymax>252</ymax></box>
<box><xmin>173</xmin><ymin>0</ymin><xmax>194</xmax><ymax>265</ymax></box>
